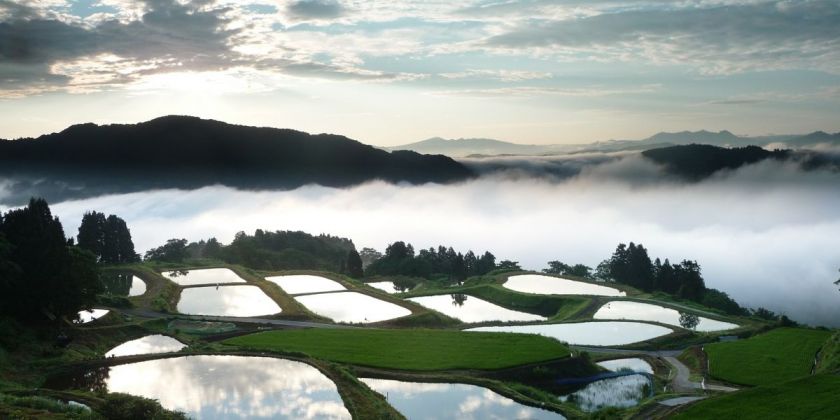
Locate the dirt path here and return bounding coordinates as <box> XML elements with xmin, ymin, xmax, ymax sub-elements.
<box><xmin>570</xmin><ymin>345</ymin><xmax>738</xmax><ymax>393</ymax></box>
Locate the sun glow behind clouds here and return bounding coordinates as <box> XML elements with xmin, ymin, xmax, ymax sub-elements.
<box><xmin>1</xmin><ymin>0</ymin><xmax>839</xmax><ymax>142</ymax></box>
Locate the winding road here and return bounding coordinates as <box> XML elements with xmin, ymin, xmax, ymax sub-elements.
<box><xmin>571</xmin><ymin>345</ymin><xmax>738</xmax><ymax>393</ymax></box>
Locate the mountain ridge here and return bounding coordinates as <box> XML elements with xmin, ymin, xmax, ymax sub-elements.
<box><xmin>388</xmin><ymin>130</ymin><xmax>839</xmax><ymax>157</ymax></box>
<box><xmin>0</xmin><ymin>115</ymin><xmax>474</xmax><ymax>205</ymax></box>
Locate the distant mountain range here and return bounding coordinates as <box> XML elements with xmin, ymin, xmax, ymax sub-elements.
<box><xmin>0</xmin><ymin>116</ymin><xmax>473</xmax><ymax>205</ymax></box>
<box><xmin>388</xmin><ymin>130</ymin><xmax>840</xmax><ymax>158</ymax></box>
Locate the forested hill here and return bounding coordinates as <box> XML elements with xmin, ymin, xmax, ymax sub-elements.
<box><xmin>642</xmin><ymin>144</ymin><xmax>792</xmax><ymax>180</ymax></box>
<box><xmin>0</xmin><ymin>116</ymin><xmax>474</xmax><ymax>205</ymax></box>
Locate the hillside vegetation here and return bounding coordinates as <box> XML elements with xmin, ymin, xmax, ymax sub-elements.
<box><xmin>674</xmin><ymin>374</ymin><xmax>840</xmax><ymax>420</ymax></box>
<box><xmin>705</xmin><ymin>327</ymin><xmax>830</xmax><ymax>386</ymax></box>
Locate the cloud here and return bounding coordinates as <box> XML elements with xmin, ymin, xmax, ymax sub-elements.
<box><xmin>10</xmin><ymin>158</ymin><xmax>835</xmax><ymax>327</ymax></box>
<box><xmin>483</xmin><ymin>0</ymin><xmax>840</xmax><ymax>74</ymax></box>
<box><xmin>285</xmin><ymin>0</ymin><xmax>346</xmax><ymax>21</ymax></box>
<box><xmin>429</xmin><ymin>85</ymin><xmax>660</xmax><ymax>98</ymax></box>
<box><xmin>0</xmin><ymin>0</ymin><xmax>237</xmax><ymax>96</ymax></box>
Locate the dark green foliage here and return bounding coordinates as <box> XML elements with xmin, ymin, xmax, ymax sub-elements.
<box><xmin>345</xmin><ymin>249</ymin><xmax>364</xmax><ymax>278</ymax></box>
<box><xmin>77</xmin><ymin>211</ymin><xmax>139</xmax><ymax>263</ymax></box>
<box><xmin>679</xmin><ymin>312</ymin><xmax>700</xmax><ymax>330</ymax></box>
<box><xmin>366</xmin><ymin>241</ymin><xmax>496</xmax><ymax>282</ymax></box>
<box><xmin>606</xmin><ymin>242</ymin><xmax>655</xmax><ymax>291</ymax></box>
<box><xmin>221</xmin><ymin>230</ymin><xmax>355</xmax><ymax>271</ymax></box>
<box><xmin>496</xmin><ymin>260</ymin><xmax>520</xmax><ymax>270</ymax></box>
<box><xmin>0</xmin><ymin>198</ymin><xmax>102</xmax><ymax>321</ymax></box>
<box><xmin>144</xmin><ymin>239</ymin><xmax>189</xmax><ymax>263</ymax></box>
<box><xmin>77</xmin><ymin>211</ymin><xmax>106</xmax><ymax>258</ymax></box>
<box><xmin>643</xmin><ymin>144</ymin><xmax>791</xmax><ymax>180</ymax></box>
<box><xmin>702</xmin><ymin>288</ymin><xmax>749</xmax><ymax>316</ymax></box>
<box><xmin>752</xmin><ymin>307</ymin><xmax>777</xmax><ymax>320</ymax></box>
<box><xmin>358</xmin><ymin>247</ymin><xmax>382</xmax><ymax>268</ymax></box>
<box><xmin>0</xmin><ymin>116</ymin><xmax>474</xmax><ymax>206</ymax></box>
<box><xmin>543</xmin><ymin>260</ymin><xmax>592</xmax><ymax>278</ymax></box>
<box><xmin>98</xmin><ymin>393</ymin><xmax>187</xmax><ymax>420</ymax></box>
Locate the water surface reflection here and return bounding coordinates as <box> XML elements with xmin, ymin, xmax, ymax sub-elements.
<box><xmin>49</xmin><ymin>355</ymin><xmax>349</xmax><ymax>419</ymax></box>
<box><xmin>105</xmin><ymin>335</ymin><xmax>186</xmax><ymax>357</ymax></box>
<box><xmin>593</xmin><ymin>301</ymin><xmax>738</xmax><ymax>332</ymax></box>
<box><xmin>177</xmin><ymin>285</ymin><xmax>281</xmax><ymax>317</ymax></box>
<box><xmin>407</xmin><ymin>294</ymin><xmax>544</xmax><ymax>323</ymax></box>
<box><xmin>504</xmin><ymin>275</ymin><xmax>626</xmax><ymax>297</ymax></box>
<box><xmin>361</xmin><ymin>378</ymin><xmax>565</xmax><ymax>419</ymax></box>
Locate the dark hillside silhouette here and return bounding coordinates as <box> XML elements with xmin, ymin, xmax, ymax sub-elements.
<box><xmin>642</xmin><ymin>144</ymin><xmax>791</xmax><ymax>180</ymax></box>
<box><xmin>0</xmin><ymin>116</ymin><xmax>474</xmax><ymax>205</ymax></box>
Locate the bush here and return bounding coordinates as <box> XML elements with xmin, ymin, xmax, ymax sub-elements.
<box><xmin>98</xmin><ymin>393</ymin><xmax>187</xmax><ymax>420</ymax></box>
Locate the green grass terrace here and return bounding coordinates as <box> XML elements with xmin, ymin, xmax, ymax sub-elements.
<box><xmin>222</xmin><ymin>328</ymin><xmax>571</xmax><ymax>371</ymax></box>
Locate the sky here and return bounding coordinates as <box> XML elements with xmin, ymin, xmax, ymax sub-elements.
<box><xmin>1</xmin><ymin>0</ymin><xmax>839</xmax><ymax>145</ymax></box>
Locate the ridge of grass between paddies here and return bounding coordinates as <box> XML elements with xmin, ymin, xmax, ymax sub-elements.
<box><xmin>704</xmin><ymin>327</ymin><xmax>831</xmax><ymax>386</ymax></box>
<box><xmin>673</xmin><ymin>374</ymin><xmax>840</xmax><ymax>420</ymax></box>
<box><xmin>223</xmin><ymin>329</ymin><xmax>572</xmax><ymax>371</ymax></box>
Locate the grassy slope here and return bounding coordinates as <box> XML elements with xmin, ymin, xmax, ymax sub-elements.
<box><xmin>674</xmin><ymin>374</ymin><xmax>840</xmax><ymax>420</ymax></box>
<box><xmin>705</xmin><ymin>327</ymin><xmax>830</xmax><ymax>386</ymax></box>
<box><xmin>816</xmin><ymin>331</ymin><xmax>840</xmax><ymax>374</ymax></box>
<box><xmin>223</xmin><ymin>329</ymin><xmax>570</xmax><ymax>370</ymax></box>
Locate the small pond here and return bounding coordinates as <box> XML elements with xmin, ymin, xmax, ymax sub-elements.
<box><xmin>105</xmin><ymin>335</ymin><xmax>186</xmax><ymax>358</ymax></box>
<box><xmin>596</xmin><ymin>358</ymin><xmax>653</xmax><ymax>374</ymax></box>
<box><xmin>162</xmin><ymin>268</ymin><xmax>247</xmax><ymax>286</ymax></box>
<box><xmin>366</xmin><ymin>281</ymin><xmax>415</xmax><ymax>293</ymax></box>
<box><xmin>46</xmin><ymin>355</ymin><xmax>350</xmax><ymax>419</ymax></box>
<box><xmin>100</xmin><ymin>272</ymin><xmax>146</xmax><ymax>296</ymax></box>
<box><xmin>75</xmin><ymin>309</ymin><xmax>109</xmax><ymax>324</ymax></box>
<box><xmin>466</xmin><ymin>322</ymin><xmax>673</xmax><ymax>346</ymax></box>
<box><xmin>503</xmin><ymin>275</ymin><xmax>626</xmax><ymax>297</ymax></box>
<box><xmin>177</xmin><ymin>285</ymin><xmax>282</xmax><ymax>317</ymax></box>
<box><xmin>593</xmin><ymin>301</ymin><xmax>739</xmax><ymax>332</ymax></box>
<box><xmin>294</xmin><ymin>292</ymin><xmax>411</xmax><ymax>323</ymax></box>
<box><xmin>361</xmin><ymin>378</ymin><xmax>565</xmax><ymax>420</ymax></box>
<box><xmin>266</xmin><ymin>275</ymin><xmax>345</xmax><ymax>295</ymax></box>
<box><xmin>560</xmin><ymin>374</ymin><xmax>651</xmax><ymax>413</ymax></box>
<box><xmin>407</xmin><ymin>294</ymin><xmax>544</xmax><ymax>323</ymax></box>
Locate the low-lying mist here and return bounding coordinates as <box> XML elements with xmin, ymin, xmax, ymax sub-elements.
<box><xmin>2</xmin><ymin>157</ymin><xmax>838</xmax><ymax>327</ymax></box>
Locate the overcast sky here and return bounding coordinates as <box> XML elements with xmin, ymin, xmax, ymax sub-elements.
<box><xmin>1</xmin><ymin>0</ymin><xmax>839</xmax><ymax>145</ymax></box>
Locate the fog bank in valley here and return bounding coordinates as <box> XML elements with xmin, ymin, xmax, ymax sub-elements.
<box><xmin>2</xmin><ymin>157</ymin><xmax>838</xmax><ymax>326</ymax></box>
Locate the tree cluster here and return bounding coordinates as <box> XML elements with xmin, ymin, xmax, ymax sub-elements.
<box><xmin>544</xmin><ymin>261</ymin><xmax>592</xmax><ymax>278</ymax></box>
<box><xmin>365</xmin><ymin>241</ymin><xmax>497</xmax><ymax>282</ymax></box>
<box><xmin>0</xmin><ymin>198</ymin><xmax>102</xmax><ymax>322</ymax></box>
<box><xmin>77</xmin><ymin>211</ymin><xmax>139</xmax><ymax>263</ymax></box>
<box><xmin>144</xmin><ymin>230</ymin><xmax>361</xmax><ymax>274</ymax></box>
<box><xmin>602</xmin><ymin>242</ymin><xmax>746</xmax><ymax>315</ymax></box>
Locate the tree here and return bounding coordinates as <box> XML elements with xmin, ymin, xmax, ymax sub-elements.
<box><xmin>77</xmin><ymin>211</ymin><xmax>138</xmax><ymax>263</ymax></box>
<box><xmin>544</xmin><ymin>260</ymin><xmax>571</xmax><ymax>275</ymax></box>
<box><xmin>0</xmin><ymin>198</ymin><xmax>102</xmax><ymax>321</ymax></box>
<box><xmin>144</xmin><ymin>239</ymin><xmax>189</xmax><ymax>262</ymax></box>
<box><xmin>346</xmin><ymin>249</ymin><xmax>364</xmax><ymax>278</ymax></box>
<box><xmin>451</xmin><ymin>293</ymin><xmax>468</xmax><ymax>306</ymax></box>
<box><xmin>678</xmin><ymin>312</ymin><xmax>700</xmax><ymax>330</ymax></box>
<box><xmin>204</xmin><ymin>237</ymin><xmax>222</xmax><ymax>259</ymax></box>
<box><xmin>675</xmin><ymin>260</ymin><xmax>705</xmax><ymax>301</ymax></box>
<box><xmin>358</xmin><ymin>247</ymin><xmax>382</xmax><ymax>268</ymax></box>
<box><xmin>385</xmin><ymin>241</ymin><xmax>414</xmax><ymax>259</ymax></box>
<box><xmin>497</xmin><ymin>260</ymin><xmax>521</xmax><ymax>270</ymax></box>
<box><xmin>77</xmin><ymin>211</ymin><xmax>106</xmax><ymax>259</ymax></box>
<box><xmin>476</xmin><ymin>251</ymin><xmax>496</xmax><ymax>275</ymax></box>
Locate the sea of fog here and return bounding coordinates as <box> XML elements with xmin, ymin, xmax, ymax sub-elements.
<box><xmin>2</xmin><ymin>156</ymin><xmax>839</xmax><ymax>327</ymax></box>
